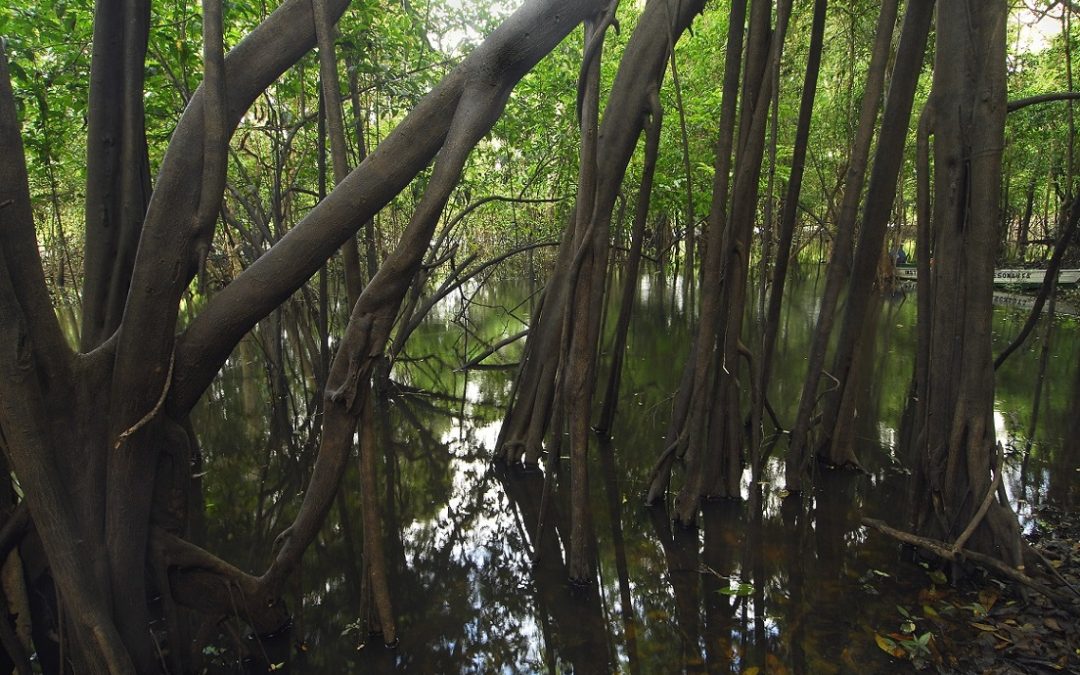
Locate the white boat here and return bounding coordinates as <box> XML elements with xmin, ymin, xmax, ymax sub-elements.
<box><xmin>893</xmin><ymin>265</ymin><xmax>1080</xmax><ymax>287</ymax></box>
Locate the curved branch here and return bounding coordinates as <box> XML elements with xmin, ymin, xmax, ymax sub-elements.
<box><xmin>1007</xmin><ymin>91</ymin><xmax>1080</xmax><ymax>113</ymax></box>
<box><xmin>994</xmin><ymin>191</ymin><xmax>1080</xmax><ymax>369</ymax></box>
<box><xmin>392</xmin><ymin>240</ymin><xmax>557</xmax><ymax>358</ymax></box>
<box><xmin>171</xmin><ymin>0</ymin><xmax>608</xmax><ymax>415</ymax></box>
<box><xmin>259</xmin><ymin>76</ymin><xmax>538</xmax><ymax>597</ymax></box>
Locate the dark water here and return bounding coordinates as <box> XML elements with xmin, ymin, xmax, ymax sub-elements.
<box><xmin>192</xmin><ymin>265</ymin><xmax>1080</xmax><ymax>673</ymax></box>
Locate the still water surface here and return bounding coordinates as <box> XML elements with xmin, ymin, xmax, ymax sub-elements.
<box><xmin>193</xmin><ymin>267</ymin><xmax>1080</xmax><ymax>673</ymax></box>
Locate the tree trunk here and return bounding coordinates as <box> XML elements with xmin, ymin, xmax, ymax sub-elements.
<box><xmin>784</xmin><ymin>0</ymin><xmax>900</xmax><ymax>490</ymax></box>
<box><xmin>500</xmin><ymin>0</ymin><xmax>705</xmax><ymax>513</ymax></box>
<box><xmin>596</xmin><ymin>91</ymin><xmax>663</xmax><ymax>438</ymax></box>
<box><xmin>750</xmin><ymin>0</ymin><xmax>828</xmax><ymax>477</ymax></box>
<box><xmin>646</xmin><ymin>0</ymin><xmax>746</xmax><ymax>507</ymax></box>
<box><xmin>817</xmin><ymin>0</ymin><xmax>935</xmax><ymax>468</ymax></box>
<box><xmin>909</xmin><ymin>0</ymin><xmax>1024</xmax><ymax>567</ymax></box>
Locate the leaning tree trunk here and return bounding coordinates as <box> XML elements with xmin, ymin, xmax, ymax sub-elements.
<box><xmin>498</xmin><ymin>0</ymin><xmax>705</xmax><ymax>497</ymax></box>
<box><xmin>816</xmin><ymin>0</ymin><xmax>935</xmax><ymax>468</ymax></box>
<box><xmin>645</xmin><ymin>0</ymin><xmax>746</xmax><ymax>506</ymax></box>
<box><xmin>784</xmin><ymin>0</ymin><xmax>900</xmax><ymax>491</ymax></box>
<box><xmin>750</xmin><ymin>0</ymin><xmax>828</xmax><ymax>476</ymax></box>
<box><xmin>909</xmin><ymin>0</ymin><xmax>1024</xmax><ymax>567</ymax></box>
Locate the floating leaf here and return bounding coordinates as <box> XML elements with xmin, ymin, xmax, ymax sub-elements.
<box><xmin>875</xmin><ymin>633</ymin><xmax>905</xmax><ymax>659</ymax></box>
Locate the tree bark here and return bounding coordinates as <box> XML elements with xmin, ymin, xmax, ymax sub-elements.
<box><xmin>910</xmin><ymin>0</ymin><xmax>1024</xmax><ymax>567</ymax></box>
<box><xmin>645</xmin><ymin>0</ymin><xmax>746</xmax><ymax>506</ymax></box>
<box><xmin>80</xmin><ymin>0</ymin><xmax>152</xmax><ymax>351</ymax></box>
<box><xmin>596</xmin><ymin>90</ymin><xmax>662</xmax><ymax>438</ymax></box>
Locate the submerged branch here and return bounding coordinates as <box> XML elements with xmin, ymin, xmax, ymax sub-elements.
<box><xmin>862</xmin><ymin>518</ymin><xmax>1080</xmax><ymax>616</ymax></box>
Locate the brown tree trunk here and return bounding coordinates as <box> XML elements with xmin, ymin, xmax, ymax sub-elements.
<box><xmin>751</xmin><ymin>0</ymin><xmax>828</xmax><ymax>476</ymax></box>
<box><xmin>785</xmin><ymin>0</ymin><xmax>900</xmax><ymax>490</ymax></box>
<box><xmin>817</xmin><ymin>0</ymin><xmax>935</xmax><ymax>468</ymax></box>
<box><xmin>313</xmin><ymin>0</ymin><xmax>365</xmax><ymax>308</ymax></box>
<box><xmin>596</xmin><ymin>91</ymin><xmax>663</xmax><ymax>438</ymax></box>
<box><xmin>909</xmin><ymin>0</ymin><xmax>1024</xmax><ymax>567</ymax></box>
<box><xmin>646</xmin><ymin>0</ymin><xmax>747</xmax><ymax>506</ymax></box>
<box><xmin>80</xmin><ymin>0</ymin><xmax>152</xmax><ymax>351</ymax></box>
<box><xmin>500</xmin><ymin>0</ymin><xmax>706</xmax><ymax>529</ymax></box>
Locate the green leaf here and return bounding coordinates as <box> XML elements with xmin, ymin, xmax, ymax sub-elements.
<box><xmin>718</xmin><ymin>582</ymin><xmax>755</xmax><ymax>597</ymax></box>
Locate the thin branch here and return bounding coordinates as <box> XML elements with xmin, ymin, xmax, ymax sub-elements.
<box><xmin>458</xmin><ymin>329</ymin><xmax>529</xmax><ymax>370</ymax></box>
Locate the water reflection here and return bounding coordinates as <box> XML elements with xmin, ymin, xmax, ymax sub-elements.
<box><xmin>193</xmin><ymin>267</ymin><xmax>1080</xmax><ymax>672</ymax></box>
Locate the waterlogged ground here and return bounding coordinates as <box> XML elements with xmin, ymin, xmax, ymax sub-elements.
<box><xmin>193</xmin><ymin>267</ymin><xmax>1080</xmax><ymax>673</ymax></box>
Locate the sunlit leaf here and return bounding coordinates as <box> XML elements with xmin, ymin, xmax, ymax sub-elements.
<box><xmin>718</xmin><ymin>582</ymin><xmax>755</xmax><ymax>597</ymax></box>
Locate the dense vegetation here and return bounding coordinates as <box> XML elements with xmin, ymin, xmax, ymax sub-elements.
<box><xmin>1</xmin><ymin>0</ymin><xmax>1079</xmax><ymax>671</ymax></box>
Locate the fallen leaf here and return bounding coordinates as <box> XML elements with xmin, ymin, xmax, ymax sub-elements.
<box><xmin>1044</xmin><ymin>617</ymin><xmax>1062</xmax><ymax>632</ymax></box>
<box><xmin>971</xmin><ymin>622</ymin><xmax>998</xmax><ymax>632</ymax></box>
<box><xmin>875</xmin><ymin>633</ymin><xmax>906</xmax><ymax>659</ymax></box>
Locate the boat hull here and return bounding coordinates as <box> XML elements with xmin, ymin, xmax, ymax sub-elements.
<box><xmin>893</xmin><ymin>266</ymin><xmax>1080</xmax><ymax>287</ymax></box>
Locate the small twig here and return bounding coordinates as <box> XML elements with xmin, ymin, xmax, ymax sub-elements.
<box><xmin>114</xmin><ymin>352</ymin><xmax>175</xmax><ymax>448</ymax></box>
